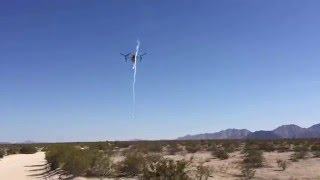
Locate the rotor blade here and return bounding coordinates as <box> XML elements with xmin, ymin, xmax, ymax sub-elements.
<box><xmin>140</xmin><ymin>53</ymin><xmax>147</xmax><ymax>56</ymax></box>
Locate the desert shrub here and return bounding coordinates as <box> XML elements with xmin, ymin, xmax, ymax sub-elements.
<box><xmin>242</xmin><ymin>142</ymin><xmax>258</xmax><ymax>154</ymax></box>
<box><xmin>212</xmin><ymin>149</ymin><xmax>229</xmax><ymax>160</ymax></box>
<box><xmin>0</xmin><ymin>149</ymin><xmax>4</xmax><ymax>158</ymax></box>
<box><xmin>291</xmin><ymin>151</ymin><xmax>307</xmax><ymax>161</ymax></box>
<box><xmin>293</xmin><ymin>145</ymin><xmax>309</xmax><ymax>152</ymax></box>
<box><xmin>276</xmin><ymin>159</ymin><xmax>288</xmax><ymax>171</ymax></box>
<box><xmin>141</xmin><ymin>158</ymin><xmax>191</xmax><ymax>180</ymax></box>
<box><xmin>291</xmin><ymin>145</ymin><xmax>309</xmax><ymax>161</ymax></box>
<box><xmin>241</xmin><ymin>165</ymin><xmax>255</xmax><ymax>179</ymax></box>
<box><xmin>45</xmin><ymin>145</ymin><xmax>77</xmax><ymax>170</ymax></box>
<box><xmin>312</xmin><ymin>151</ymin><xmax>320</xmax><ymax>158</ymax></box>
<box><xmin>257</xmin><ymin>142</ymin><xmax>274</xmax><ymax>152</ymax></box>
<box><xmin>89</xmin><ymin>142</ymin><xmax>114</xmax><ymax>153</ymax></box>
<box><xmin>114</xmin><ymin>141</ymin><xmax>131</xmax><ymax>149</ymax></box>
<box><xmin>275</xmin><ymin>144</ymin><xmax>290</xmax><ymax>153</ymax></box>
<box><xmin>45</xmin><ymin>145</ymin><xmax>98</xmax><ymax>176</ymax></box>
<box><xmin>6</xmin><ymin>146</ymin><xmax>20</xmax><ymax>155</ymax></box>
<box><xmin>185</xmin><ymin>144</ymin><xmax>201</xmax><ymax>153</ymax></box>
<box><xmin>221</xmin><ymin>141</ymin><xmax>238</xmax><ymax>153</ymax></box>
<box><xmin>206</xmin><ymin>143</ymin><xmax>217</xmax><ymax>151</ymax></box>
<box><xmin>20</xmin><ymin>145</ymin><xmax>37</xmax><ymax>154</ymax></box>
<box><xmin>117</xmin><ymin>152</ymin><xmax>146</xmax><ymax>177</ymax></box>
<box><xmin>243</xmin><ymin>149</ymin><xmax>263</xmax><ymax>168</ymax></box>
<box><xmin>62</xmin><ymin>150</ymin><xmax>91</xmax><ymax>176</ymax></box>
<box><xmin>167</xmin><ymin>143</ymin><xmax>182</xmax><ymax>155</ymax></box>
<box><xmin>145</xmin><ymin>143</ymin><xmax>162</xmax><ymax>153</ymax></box>
<box><xmin>194</xmin><ymin>163</ymin><xmax>213</xmax><ymax>180</ymax></box>
<box><xmin>90</xmin><ymin>156</ymin><xmax>113</xmax><ymax>177</ymax></box>
<box><xmin>311</xmin><ymin>144</ymin><xmax>320</xmax><ymax>151</ymax></box>
<box><xmin>86</xmin><ymin>150</ymin><xmax>114</xmax><ymax>177</ymax></box>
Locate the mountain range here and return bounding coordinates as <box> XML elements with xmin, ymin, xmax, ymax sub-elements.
<box><xmin>177</xmin><ymin>123</ymin><xmax>320</xmax><ymax>140</ymax></box>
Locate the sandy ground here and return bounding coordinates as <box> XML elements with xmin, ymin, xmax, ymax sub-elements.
<box><xmin>1</xmin><ymin>151</ymin><xmax>320</xmax><ymax>180</ymax></box>
<box><xmin>0</xmin><ymin>152</ymin><xmax>50</xmax><ymax>180</ymax></box>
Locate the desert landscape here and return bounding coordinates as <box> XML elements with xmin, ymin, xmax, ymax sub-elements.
<box><xmin>2</xmin><ymin>1</ymin><xmax>320</xmax><ymax>180</ymax></box>
<box><xmin>1</xmin><ymin>138</ymin><xmax>320</xmax><ymax>180</ymax></box>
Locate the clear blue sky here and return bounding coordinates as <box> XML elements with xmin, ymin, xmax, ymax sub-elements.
<box><xmin>1</xmin><ymin>1</ymin><xmax>320</xmax><ymax>142</ymax></box>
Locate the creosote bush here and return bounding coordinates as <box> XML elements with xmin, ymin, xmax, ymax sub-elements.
<box><xmin>185</xmin><ymin>142</ymin><xmax>201</xmax><ymax>153</ymax></box>
<box><xmin>167</xmin><ymin>143</ymin><xmax>182</xmax><ymax>155</ymax></box>
<box><xmin>291</xmin><ymin>145</ymin><xmax>309</xmax><ymax>161</ymax></box>
<box><xmin>276</xmin><ymin>159</ymin><xmax>288</xmax><ymax>171</ymax></box>
<box><xmin>141</xmin><ymin>157</ymin><xmax>191</xmax><ymax>180</ymax></box>
<box><xmin>117</xmin><ymin>151</ymin><xmax>146</xmax><ymax>177</ymax></box>
<box><xmin>212</xmin><ymin>149</ymin><xmax>229</xmax><ymax>160</ymax></box>
<box><xmin>194</xmin><ymin>163</ymin><xmax>213</xmax><ymax>180</ymax></box>
<box><xmin>312</xmin><ymin>151</ymin><xmax>320</xmax><ymax>158</ymax></box>
<box><xmin>6</xmin><ymin>146</ymin><xmax>20</xmax><ymax>155</ymax></box>
<box><xmin>20</xmin><ymin>145</ymin><xmax>37</xmax><ymax>154</ymax></box>
<box><xmin>243</xmin><ymin>149</ymin><xmax>264</xmax><ymax>168</ymax></box>
<box><xmin>45</xmin><ymin>145</ymin><xmax>113</xmax><ymax>177</ymax></box>
<box><xmin>0</xmin><ymin>149</ymin><xmax>4</xmax><ymax>158</ymax></box>
<box><xmin>241</xmin><ymin>165</ymin><xmax>255</xmax><ymax>179</ymax></box>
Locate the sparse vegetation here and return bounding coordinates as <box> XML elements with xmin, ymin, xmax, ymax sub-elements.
<box><xmin>0</xmin><ymin>149</ymin><xmax>4</xmax><ymax>158</ymax></box>
<box><xmin>212</xmin><ymin>149</ymin><xmax>229</xmax><ymax>160</ymax></box>
<box><xmin>141</xmin><ymin>158</ymin><xmax>191</xmax><ymax>180</ymax></box>
<box><xmin>167</xmin><ymin>143</ymin><xmax>182</xmax><ymax>155</ymax></box>
<box><xmin>185</xmin><ymin>144</ymin><xmax>201</xmax><ymax>153</ymax></box>
<box><xmin>312</xmin><ymin>151</ymin><xmax>320</xmax><ymax>158</ymax></box>
<box><xmin>194</xmin><ymin>163</ymin><xmax>213</xmax><ymax>180</ymax></box>
<box><xmin>241</xmin><ymin>165</ymin><xmax>256</xmax><ymax>179</ymax></box>
<box><xmin>6</xmin><ymin>146</ymin><xmax>20</xmax><ymax>155</ymax></box>
<box><xmin>14</xmin><ymin>139</ymin><xmax>317</xmax><ymax>179</ymax></box>
<box><xmin>276</xmin><ymin>159</ymin><xmax>288</xmax><ymax>171</ymax></box>
<box><xmin>243</xmin><ymin>148</ymin><xmax>264</xmax><ymax>168</ymax></box>
<box><xmin>117</xmin><ymin>151</ymin><xmax>146</xmax><ymax>177</ymax></box>
<box><xmin>291</xmin><ymin>145</ymin><xmax>309</xmax><ymax>161</ymax></box>
<box><xmin>20</xmin><ymin>145</ymin><xmax>37</xmax><ymax>154</ymax></box>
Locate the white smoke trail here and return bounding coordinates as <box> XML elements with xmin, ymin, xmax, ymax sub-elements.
<box><xmin>133</xmin><ymin>40</ymin><xmax>140</xmax><ymax>119</ymax></box>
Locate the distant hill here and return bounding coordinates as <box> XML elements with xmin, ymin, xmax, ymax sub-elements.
<box><xmin>177</xmin><ymin>129</ymin><xmax>251</xmax><ymax>140</ymax></box>
<box><xmin>177</xmin><ymin>123</ymin><xmax>320</xmax><ymax>140</ymax></box>
<box><xmin>273</xmin><ymin>124</ymin><xmax>307</xmax><ymax>138</ymax></box>
<box><xmin>308</xmin><ymin>123</ymin><xmax>320</xmax><ymax>133</ymax></box>
<box><xmin>246</xmin><ymin>131</ymin><xmax>281</xmax><ymax>140</ymax></box>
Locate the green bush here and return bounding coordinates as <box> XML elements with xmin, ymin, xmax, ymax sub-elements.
<box><xmin>145</xmin><ymin>143</ymin><xmax>162</xmax><ymax>153</ymax></box>
<box><xmin>167</xmin><ymin>143</ymin><xmax>182</xmax><ymax>155</ymax></box>
<box><xmin>6</xmin><ymin>146</ymin><xmax>20</xmax><ymax>155</ymax></box>
<box><xmin>221</xmin><ymin>141</ymin><xmax>239</xmax><ymax>153</ymax></box>
<box><xmin>117</xmin><ymin>152</ymin><xmax>146</xmax><ymax>177</ymax></box>
<box><xmin>141</xmin><ymin>158</ymin><xmax>191</xmax><ymax>180</ymax></box>
<box><xmin>88</xmin><ymin>155</ymin><xmax>113</xmax><ymax>177</ymax></box>
<box><xmin>20</xmin><ymin>145</ymin><xmax>37</xmax><ymax>154</ymax></box>
<box><xmin>276</xmin><ymin>144</ymin><xmax>290</xmax><ymax>153</ymax></box>
<box><xmin>212</xmin><ymin>149</ymin><xmax>229</xmax><ymax>160</ymax></box>
<box><xmin>257</xmin><ymin>142</ymin><xmax>274</xmax><ymax>152</ymax></box>
<box><xmin>291</xmin><ymin>151</ymin><xmax>307</xmax><ymax>161</ymax></box>
<box><xmin>45</xmin><ymin>145</ymin><xmax>95</xmax><ymax>176</ymax></box>
<box><xmin>62</xmin><ymin>150</ymin><xmax>91</xmax><ymax>176</ymax></box>
<box><xmin>312</xmin><ymin>151</ymin><xmax>320</xmax><ymax>158</ymax></box>
<box><xmin>291</xmin><ymin>145</ymin><xmax>309</xmax><ymax>161</ymax></box>
<box><xmin>311</xmin><ymin>144</ymin><xmax>320</xmax><ymax>151</ymax></box>
<box><xmin>195</xmin><ymin>163</ymin><xmax>213</xmax><ymax>180</ymax></box>
<box><xmin>185</xmin><ymin>145</ymin><xmax>200</xmax><ymax>153</ymax></box>
<box><xmin>241</xmin><ymin>165</ymin><xmax>255</xmax><ymax>179</ymax></box>
<box><xmin>243</xmin><ymin>149</ymin><xmax>264</xmax><ymax>168</ymax></box>
<box><xmin>0</xmin><ymin>149</ymin><xmax>4</xmax><ymax>158</ymax></box>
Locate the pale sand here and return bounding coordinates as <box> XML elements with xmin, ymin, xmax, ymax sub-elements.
<box><xmin>0</xmin><ymin>152</ymin><xmax>49</xmax><ymax>180</ymax></box>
